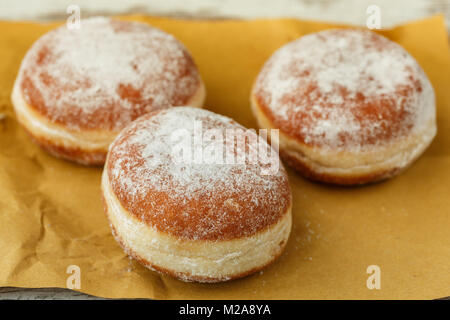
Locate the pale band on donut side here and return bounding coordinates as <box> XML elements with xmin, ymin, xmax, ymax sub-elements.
<box><xmin>251</xmin><ymin>93</ymin><xmax>436</xmax><ymax>184</ymax></box>
<box><xmin>102</xmin><ymin>172</ymin><xmax>292</xmax><ymax>283</ymax></box>
<box><xmin>12</xmin><ymin>77</ymin><xmax>205</xmax><ymax>165</ymax></box>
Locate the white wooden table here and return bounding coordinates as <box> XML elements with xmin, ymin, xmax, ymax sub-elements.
<box><xmin>0</xmin><ymin>0</ymin><xmax>448</xmax><ymax>299</ymax></box>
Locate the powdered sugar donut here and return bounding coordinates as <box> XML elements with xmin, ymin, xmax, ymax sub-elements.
<box><xmin>251</xmin><ymin>29</ymin><xmax>436</xmax><ymax>185</ymax></box>
<box><xmin>12</xmin><ymin>17</ymin><xmax>205</xmax><ymax>165</ymax></box>
<box><xmin>102</xmin><ymin>107</ymin><xmax>292</xmax><ymax>282</ymax></box>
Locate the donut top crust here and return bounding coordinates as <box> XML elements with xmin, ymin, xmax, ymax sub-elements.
<box><xmin>252</xmin><ymin>29</ymin><xmax>435</xmax><ymax>151</ymax></box>
<box><xmin>17</xmin><ymin>17</ymin><xmax>201</xmax><ymax>132</ymax></box>
<box><xmin>106</xmin><ymin>107</ymin><xmax>291</xmax><ymax>241</ymax></box>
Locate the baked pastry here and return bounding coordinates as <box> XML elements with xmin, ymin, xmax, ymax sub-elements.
<box><xmin>12</xmin><ymin>17</ymin><xmax>205</xmax><ymax>165</ymax></box>
<box><xmin>102</xmin><ymin>107</ymin><xmax>292</xmax><ymax>282</ymax></box>
<box><xmin>251</xmin><ymin>29</ymin><xmax>436</xmax><ymax>185</ymax></box>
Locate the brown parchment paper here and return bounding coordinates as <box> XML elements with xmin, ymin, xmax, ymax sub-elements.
<box><xmin>0</xmin><ymin>15</ymin><xmax>449</xmax><ymax>300</ymax></box>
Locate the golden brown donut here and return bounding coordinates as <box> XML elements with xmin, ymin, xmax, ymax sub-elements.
<box><xmin>102</xmin><ymin>107</ymin><xmax>292</xmax><ymax>282</ymax></box>
<box><xmin>251</xmin><ymin>29</ymin><xmax>436</xmax><ymax>185</ymax></box>
<box><xmin>12</xmin><ymin>17</ymin><xmax>205</xmax><ymax>165</ymax></box>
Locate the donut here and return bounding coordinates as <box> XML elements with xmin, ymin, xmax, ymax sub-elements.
<box><xmin>12</xmin><ymin>17</ymin><xmax>205</xmax><ymax>165</ymax></box>
<box><xmin>102</xmin><ymin>107</ymin><xmax>292</xmax><ymax>282</ymax></box>
<box><xmin>251</xmin><ymin>29</ymin><xmax>436</xmax><ymax>185</ymax></box>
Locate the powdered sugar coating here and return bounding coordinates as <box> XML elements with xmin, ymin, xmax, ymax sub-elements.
<box><xmin>18</xmin><ymin>17</ymin><xmax>201</xmax><ymax>131</ymax></box>
<box><xmin>106</xmin><ymin>107</ymin><xmax>291</xmax><ymax>241</ymax></box>
<box><xmin>253</xmin><ymin>29</ymin><xmax>435</xmax><ymax>151</ymax></box>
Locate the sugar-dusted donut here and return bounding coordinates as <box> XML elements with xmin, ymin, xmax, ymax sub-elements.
<box><xmin>12</xmin><ymin>17</ymin><xmax>205</xmax><ymax>165</ymax></box>
<box><xmin>102</xmin><ymin>107</ymin><xmax>292</xmax><ymax>282</ymax></box>
<box><xmin>251</xmin><ymin>29</ymin><xmax>436</xmax><ymax>185</ymax></box>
